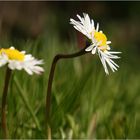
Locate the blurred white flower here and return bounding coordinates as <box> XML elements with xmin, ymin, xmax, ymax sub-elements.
<box><xmin>0</xmin><ymin>47</ymin><xmax>44</xmax><ymax>75</ymax></box>
<box><xmin>70</xmin><ymin>13</ymin><xmax>121</xmax><ymax>74</ymax></box>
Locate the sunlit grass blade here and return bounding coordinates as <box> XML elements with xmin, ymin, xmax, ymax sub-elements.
<box><xmin>14</xmin><ymin>76</ymin><xmax>41</xmax><ymax>131</ymax></box>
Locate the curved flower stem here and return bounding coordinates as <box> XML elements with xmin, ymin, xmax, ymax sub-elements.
<box><xmin>46</xmin><ymin>47</ymin><xmax>88</xmax><ymax>137</ymax></box>
<box><xmin>1</xmin><ymin>67</ymin><xmax>12</xmax><ymax>139</ymax></box>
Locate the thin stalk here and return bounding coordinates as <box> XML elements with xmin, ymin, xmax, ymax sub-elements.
<box><xmin>1</xmin><ymin>67</ymin><xmax>12</xmax><ymax>139</ymax></box>
<box><xmin>46</xmin><ymin>47</ymin><xmax>88</xmax><ymax>134</ymax></box>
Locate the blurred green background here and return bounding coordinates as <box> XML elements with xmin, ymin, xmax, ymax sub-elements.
<box><xmin>0</xmin><ymin>1</ymin><xmax>140</xmax><ymax>139</ymax></box>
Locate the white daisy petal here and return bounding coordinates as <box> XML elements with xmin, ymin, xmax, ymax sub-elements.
<box><xmin>96</xmin><ymin>23</ymin><xmax>99</xmax><ymax>31</ymax></box>
<box><xmin>70</xmin><ymin>13</ymin><xmax>95</xmax><ymax>39</ymax></box>
<box><xmin>98</xmin><ymin>49</ymin><xmax>109</xmax><ymax>74</ymax></box>
<box><xmin>0</xmin><ymin>53</ymin><xmax>8</xmax><ymax>67</ymax></box>
<box><xmin>10</xmin><ymin>46</ymin><xmax>15</xmax><ymax>49</ymax></box>
<box><xmin>107</xmin><ymin>51</ymin><xmax>122</xmax><ymax>54</ymax></box>
<box><xmin>83</xmin><ymin>13</ymin><xmax>92</xmax><ymax>31</ymax></box>
<box><xmin>102</xmin><ymin>57</ymin><xmax>109</xmax><ymax>74</ymax></box>
<box><xmin>103</xmin><ymin>52</ymin><xmax>120</xmax><ymax>59</ymax></box>
<box><xmin>77</xmin><ymin>14</ymin><xmax>83</xmax><ymax>21</ymax></box>
<box><xmin>91</xmin><ymin>19</ymin><xmax>95</xmax><ymax>29</ymax></box>
<box><xmin>70</xmin><ymin>13</ymin><xmax>121</xmax><ymax>74</ymax></box>
<box><xmin>85</xmin><ymin>44</ymin><xmax>95</xmax><ymax>52</ymax></box>
<box><xmin>24</xmin><ymin>67</ymin><xmax>33</xmax><ymax>75</ymax></box>
<box><xmin>0</xmin><ymin>47</ymin><xmax>44</xmax><ymax>75</ymax></box>
<box><xmin>71</xmin><ymin>19</ymin><xmax>91</xmax><ymax>38</ymax></box>
<box><xmin>105</xmin><ymin>58</ymin><xmax>118</xmax><ymax>72</ymax></box>
<box><xmin>107</xmin><ymin>46</ymin><xmax>111</xmax><ymax>50</ymax></box>
<box><xmin>91</xmin><ymin>47</ymin><xmax>97</xmax><ymax>54</ymax></box>
<box><xmin>98</xmin><ymin>48</ymin><xmax>120</xmax><ymax>74</ymax></box>
<box><xmin>21</xmin><ymin>51</ymin><xmax>26</xmax><ymax>54</ymax></box>
<box><xmin>109</xmin><ymin>59</ymin><xmax>119</xmax><ymax>68</ymax></box>
<box><xmin>107</xmin><ymin>41</ymin><xmax>111</xmax><ymax>44</ymax></box>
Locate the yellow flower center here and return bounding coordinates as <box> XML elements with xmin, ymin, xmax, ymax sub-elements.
<box><xmin>0</xmin><ymin>48</ymin><xmax>25</xmax><ymax>61</ymax></box>
<box><xmin>94</xmin><ymin>31</ymin><xmax>108</xmax><ymax>51</ymax></box>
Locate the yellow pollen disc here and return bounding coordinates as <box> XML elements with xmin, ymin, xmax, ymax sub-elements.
<box><xmin>94</xmin><ymin>31</ymin><xmax>108</xmax><ymax>51</ymax></box>
<box><xmin>0</xmin><ymin>48</ymin><xmax>25</xmax><ymax>61</ymax></box>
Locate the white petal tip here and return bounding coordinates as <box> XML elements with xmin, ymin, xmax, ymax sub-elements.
<box><xmin>85</xmin><ymin>49</ymin><xmax>90</xmax><ymax>52</ymax></box>
<box><xmin>10</xmin><ymin>46</ymin><xmax>15</xmax><ymax>49</ymax></box>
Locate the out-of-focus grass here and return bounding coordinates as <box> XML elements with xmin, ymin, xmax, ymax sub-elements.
<box><xmin>0</xmin><ymin>33</ymin><xmax>140</xmax><ymax>139</ymax></box>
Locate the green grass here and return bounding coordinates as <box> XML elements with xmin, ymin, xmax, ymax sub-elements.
<box><xmin>0</xmin><ymin>34</ymin><xmax>140</xmax><ymax>139</ymax></box>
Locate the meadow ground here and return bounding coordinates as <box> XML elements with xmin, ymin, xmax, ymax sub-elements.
<box><xmin>0</xmin><ymin>33</ymin><xmax>140</xmax><ymax>139</ymax></box>
<box><xmin>0</xmin><ymin>2</ymin><xmax>140</xmax><ymax>139</ymax></box>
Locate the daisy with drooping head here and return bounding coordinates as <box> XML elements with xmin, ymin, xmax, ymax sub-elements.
<box><xmin>70</xmin><ymin>13</ymin><xmax>121</xmax><ymax>74</ymax></box>
<box><xmin>0</xmin><ymin>46</ymin><xmax>44</xmax><ymax>75</ymax></box>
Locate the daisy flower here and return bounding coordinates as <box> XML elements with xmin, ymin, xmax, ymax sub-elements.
<box><xmin>70</xmin><ymin>13</ymin><xmax>121</xmax><ymax>74</ymax></box>
<box><xmin>0</xmin><ymin>46</ymin><xmax>44</xmax><ymax>75</ymax></box>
